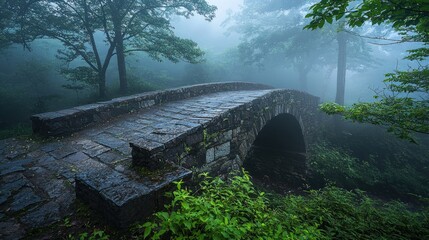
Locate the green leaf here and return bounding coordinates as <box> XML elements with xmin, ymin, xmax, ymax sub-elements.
<box><xmin>143</xmin><ymin>225</ymin><xmax>152</xmax><ymax>239</ymax></box>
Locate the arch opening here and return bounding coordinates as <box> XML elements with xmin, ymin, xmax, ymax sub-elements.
<box><xmin>243</xmin><ymin>113</ymin><xmax>307</xmax><ymax>190</ymax></box>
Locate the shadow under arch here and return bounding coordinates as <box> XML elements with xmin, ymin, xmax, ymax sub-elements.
<box><xmin>243</xmin><ymin>113</ymin><xmax>307</xmax><ymax>189</ymax></box>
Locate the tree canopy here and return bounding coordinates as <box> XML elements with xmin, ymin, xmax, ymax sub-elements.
<box><xmin>305</xmin><ymin>0</ymin><xmax>429</xmax><ymax>142</ymax></box>
<box><xmin>229</xmin><ymin>0</ymin><xmax>374</xmax><ymax>96</ymax></box>
<box><xmin>229</xmin><ymin>0</ymin><xmax>337</xmax><ymax>90</ymax></box>
<box><xmin>0</xmin><ymin>0</ymin><xmax>39</xmax><ymax>49</ymax></box>
<box><xmin>102</xmin><ymin>0</ymin><xmax>217</xmax><ymax>93</ymax></box>
<box><xmin>4</xmin><ymin>0</ymin><xmax>216</xmax><ymax>98</ymax></box>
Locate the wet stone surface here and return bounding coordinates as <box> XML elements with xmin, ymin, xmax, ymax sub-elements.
<box><xmin>0</xmin><ymin>84</ymin><xmax>320</xmax><ymax>237</ymax></box>
<box><xmin>9</xmin><ymin>187</ymin><xmax>42</xmax><ymax>212</ymax></box>
<box><xmin>0</xmin><ymin>159</ymin><xmax>32</xmax><ymax>177</ymax></box>
<box><xmin>0</xmin><ymin>218</ymin><xmax>25</xmax><ymax>240</ymax></box>
<box><xmin>0</xmin><ymin>174</ymin><xmax>30</xmax><ymax>205</ymax></box>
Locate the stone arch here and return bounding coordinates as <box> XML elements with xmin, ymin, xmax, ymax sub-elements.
<box><xmin>253</xmin><ymin>113</ymin><xmax>306</xmax><ymax>153</ymax></box>
<box><xmin>243</xmin><ymin>113</ymin><xmax>307</xmax><ymax>188</ymax></box>
<box><xmin>196</xmin><ymin>90</ymin><xmax>319</xmax><ymax>182</ymax></box>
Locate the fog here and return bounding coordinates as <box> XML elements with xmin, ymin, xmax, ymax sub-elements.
<box><xmin>0</xmin><ymin>0</ymin><xmax>426</xmax><ymax>128</ymax></box>
<box><xmin>174</xmin><ymin>0</ymin><xmax>243</xmax><ymax>51</ymax></box>
<box><xmin>174</xmin><ymin>0</ymin><xmax>425</xmax><ymax>105</ymax></box>
<box><xmin>1</xmin><ymin>2</ymin><xmax>429</xmax><ymax>236</ymax></box>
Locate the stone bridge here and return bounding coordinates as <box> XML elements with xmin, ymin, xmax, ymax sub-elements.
<box><xmin>0</xmin><ymin>82</ymin><xmax>319</xmax><ymax>236</ymax></box>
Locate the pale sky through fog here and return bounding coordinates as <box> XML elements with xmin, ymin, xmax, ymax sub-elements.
<box><xmin>173</xmin><ymin>0</ymin><xmax>244</xmax><ymax>52</ymax></box>
<box><xmin>209</xmin><ymin>0</ymin><xmax>243</xmax><ymax>19</ymax></box>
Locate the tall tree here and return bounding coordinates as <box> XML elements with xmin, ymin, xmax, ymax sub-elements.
<box><xmin>101</xmin><ymin>0</ymin><xmax>217</xmax><ymax>94</ymax></box>
<box><xmin>14</xmin><ymin>0</ymin><xmax>116</xmax><ymax>98</ymax></box>
<box><xmin>336</xmin><ymin>24</ymin><xmax>347</xmax><ymax>105</ymax></box>
<box><xmin>229</xmin><ymin>0</ymin><xmax>372</xmax><ymax>96</ymax></box>
<box><xmin>306</xmin><ymin>0</ymin><xmax>429</xmax><ymax>142</ymax></box>
<box><xmin>229</xmin><ymin>0</ymin><xmax>333</xmax><ymax>91</ymax></box>
<box><xmin>12</xmin><ymin>0</ymin><xmax>216</xmax><ymax>98</ymax></box>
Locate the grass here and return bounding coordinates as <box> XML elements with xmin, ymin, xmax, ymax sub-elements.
<box><xmin>0</xmin><ymin>123</ymin><xmax>33</xmax><ymax>140</ymax></box>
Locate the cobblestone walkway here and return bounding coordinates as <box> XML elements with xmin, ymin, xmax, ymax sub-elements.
<box><xmin>0</xmin><ymin>90</ymin><xmax>272</xmax><ymax>239</ymax></box>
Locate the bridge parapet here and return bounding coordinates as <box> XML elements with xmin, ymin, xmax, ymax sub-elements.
<box><xmin>31</xmin><ymin>82</ymin><xmax>272</xmax><ymax>136</ymax></box>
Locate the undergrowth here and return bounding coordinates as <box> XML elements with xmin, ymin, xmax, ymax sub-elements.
<box><xmin>308</xmin><ymin>141</ymin><xmax>429</xmax><ymax>200</ymax></box>
<box><xmin>0</xmin><ymin>123</ymin><xmax>32</xmax><ymax>140</ymax></box>
<box><xmin>135</xmin><ymin>171</ymin><xmax>429</xmax><ymax>240</ymax></box>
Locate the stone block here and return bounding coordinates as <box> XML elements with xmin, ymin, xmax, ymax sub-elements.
<box><xmin>93</xmin><ymin>133</ymin><xmax>127</xmax><ymax>150</ymax></box>
<box><xmin>96</xmin><ymin>151</ymin><xmax>126</xmax><ymax>165</ymax></box>
<box><xmin>185</xmin><ymin>132</ymin><xmax>203</xmax><ymax>146</ymax></box>
<box><xmin>139</xmin><ymin>99</ymin><xmax>155</xmax><ymax>108</ymax></box>
<box><xmin>206</xmin><ymin>148</ymin><xmax>215</xmax><ymax>163</ymax></box>
<box><xmin>219</xmin><ymin>130</ymin><xmax>232</xmax><ymax>142</ymax></box>
<box><xmin>76</xmin><ymin>162</ymin><xmax>192</xmax><ymax>228</ymax></box>
<box><xmin>130</xmin><ymin>141</ymin><xmax>166</xmax><ymax>169</ymax></box>
<box><xmin>83</xmin><ymin>145</ymin><xmax>110</xmax><ymax>158</ymax></box>
<box><xmin>49</xmin><ymin>145</ymin><xmax>78</xmax><ymax>160</ymax></box>
<box><xmin>214</xmin><ymin>142</ymin><xmax>230</xmax><ymax>160</ymax></box>
<box><xmin>232</xmin><ymin>127</ymin><xmax>241</xmax><ymax>138</ymax></box>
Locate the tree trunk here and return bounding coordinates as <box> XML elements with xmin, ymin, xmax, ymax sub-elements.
<box><xmin>112</xmin><ymin>12</ymin><xmax>127</xmax><ymax>94</ymax></box>
<box><xmin>115</xmin><ymin>30</ymin><xmax>127</xmax><ymax>94</ymax></box>
<box><xmin>334</xmin><ymin>28</ymin><xmax>347</xmax><ymax>132</ymax></box>
<box><xmin>98</xmin><ymin>72</ymin><xmax>106</xmax><ymax>99</ymax></box>
<box><xmin>335</xmin><ymin>30</ymin><xmax>347</xmax><ymax>105</ymax></box>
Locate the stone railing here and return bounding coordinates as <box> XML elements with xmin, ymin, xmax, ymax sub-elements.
<box><xmin>31</xmin><ymin>82</ymin><xmax>272</xmax><ymax>136</ymax></box>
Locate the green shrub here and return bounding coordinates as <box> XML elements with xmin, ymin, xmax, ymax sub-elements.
<box><xmin>308</xmin><ymin>142</ymin><xmax>379</xmax><ymax>188</ymax></box>
<box><xmin>308</xmin><ymin>141</ymin><xmax>429</xmax><ymax>198</ymax></box>
<box><xmin>136</xmin><ymin>171</ymin><xmax>428</xmax><ymax>240</ymax></box>
<box><xmin>279</xmin><ymin>186</ymin><xmax>429</xmax><ymax>240</ymax></box>
<box><xmin>137</xmin><ymin>171</ymin><xmax>321</xmax><ymax>240</ymax></box>
<box><xmin>66</xmin><ymin>229</ymin><xmax>109</xmax><ymax>240</ymax></box>
<box><xmin>0</xmin><ymin>123</ymin><xmax>32</xmax><ymax>140</ymax></box>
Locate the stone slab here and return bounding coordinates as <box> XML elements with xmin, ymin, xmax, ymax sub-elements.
<box><xmin>20</xmin><ymin>201</ymin><xmax>61</xmax><ymax>228</ymax></box>
<box><xmin>9</xmin><ymin>187</ymin><xmax>42</xmax><ymax>212</ymax></box>
<box><xmin>0</xmin><ymin>174</ymin><xmax>30</xmax><ymax>205</ymax></box>
<box><xmin>0</xmin><ymin>159</ymin><xmax>33</xmax><ymax>177</ymax></box>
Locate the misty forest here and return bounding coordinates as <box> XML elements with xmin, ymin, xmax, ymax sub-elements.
<box><xmin>0</xmin><ymin>0</ymin><xmax>429</xmax><ymax>239</ymax></box>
